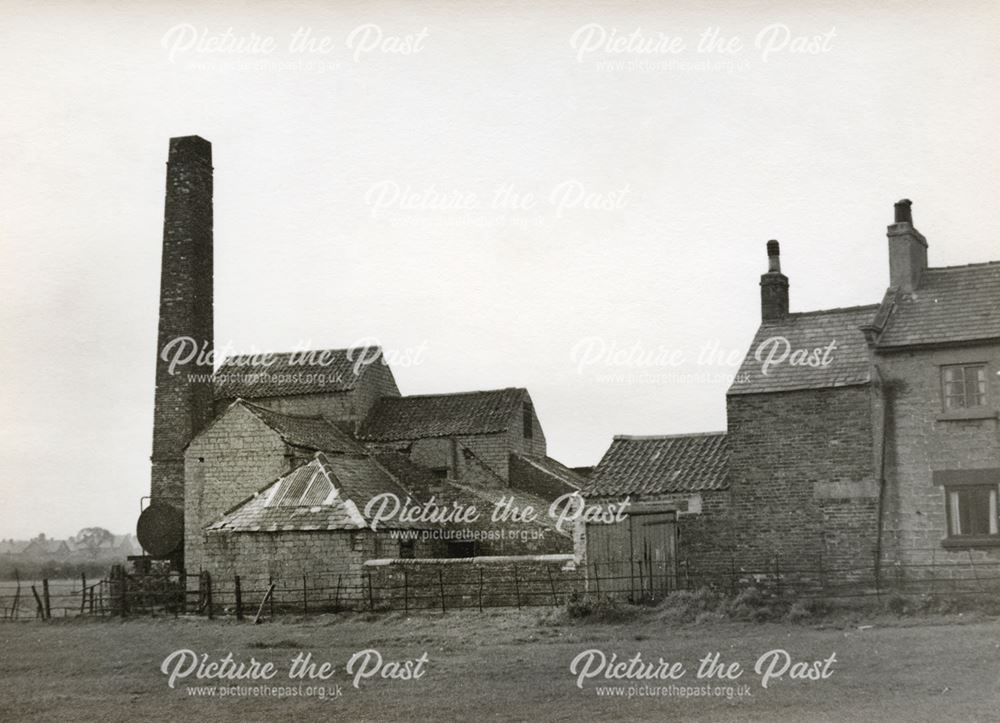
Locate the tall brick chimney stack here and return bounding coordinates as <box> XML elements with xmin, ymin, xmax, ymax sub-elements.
<box><xmin>887</xmin><ymin>198</ymin><xmax>927</xmax><ymax>293</ymax></box>
<box><xmin>760</xmin><ymin>239</ymin><xmax>789</xmax><ymax>322</ymax></box>
<box><xmin>149</xmin><ymin>136</ymin><xmax>215</xmax><ymax>513</ymax></box>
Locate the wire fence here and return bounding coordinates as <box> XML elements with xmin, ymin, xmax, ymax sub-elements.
<box><xmin>3</xmin><ymin>548</ymin><xmax>999</xmax><ymax>621</ymax></box>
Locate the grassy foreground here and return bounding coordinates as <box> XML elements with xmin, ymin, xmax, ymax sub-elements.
<box><xmin>1</xmin><ymin>607</ymin><xmax>998</xmax><ymax>722</ymax></box>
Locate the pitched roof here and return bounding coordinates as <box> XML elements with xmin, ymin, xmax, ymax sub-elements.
<box><xmin>208</xmin><ymin>453</ymin><xmax>425</xmax><ymax>533</ymax></box>
<box><xmin>214</xmin><ymin>347</ymin><xmax>387</xmax><ymax>399</ymax></box>
<box><xmin>359</xmin><ymin>388</ymin><xmax>527</xmax><ymax>441</ymax></box>
<box><xmin>241</xmin><ymin>401</ymin><xmax>365</xmax><ymax>454</ymax></box>
<box><xmin>727</xmin><ymin>305</ymin><xmax>878</xmax><ymax>395</ymax></box>
<box><xmin>876</xmin><ymin>262</ymin><xmax>1000</xmax><ymax>348</ymax></box>
<box><xmin>0</xmin><ymin>540</ymin><xmax>29</xmax><ymax>555</ymax></box>
<box><xmin>583</xmin><ymin>433</ymin><xmax>729</xmax><ymax>497</ymax></box>
<box><xmin>510</xmin><ymin>453</ymin><xmax>586</xmax><ymax>490</ymax></box>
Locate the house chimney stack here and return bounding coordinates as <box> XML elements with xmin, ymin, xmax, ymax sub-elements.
<box><xmin>760</xmin><ymin>239</ymin><xmax>789</xmax><ymax>322</ymax></box>
<box><xmin>887</xmin><ymin>198</ymin><xmax>927</xmax><ymax>293</ymax></box>
<box><xmin>148</xmin><ymin>136</ymin><xmax>215</xmax><ymax>531</ymax></box>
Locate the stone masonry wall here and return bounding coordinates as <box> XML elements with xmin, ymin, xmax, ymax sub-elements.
<box><xmin>184</xmin><ymin>404</ymin><xmax>290</xmax><ymax>573</ymax></box>
<box><xmin>878</xmin><ymin>342</ymin><xmax>1000</xmax><ymax>576</ymax></box>
<box><xmin>365</xmin><ymin>556</ymin><xmax>581</xmax><ymax>609</ymax></box>
<box><xmin>200</xmin><ymin>531</ymin><xmax>438</xmax><ymax>608</ymax></box>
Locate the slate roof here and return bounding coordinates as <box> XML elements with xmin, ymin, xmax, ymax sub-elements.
<box><xmin>208</xmin><ymin>453</ymin><xmax>426</xmax><ymax>533</ymax></box>
<box><xmin>876</xmin><ymin>262</ymin><xmax>1000</xmax><ymax>348</ymax></box>
<box><xmin>359</xmin><ymin>388</ymin><xmax>527</xmax><ymax>441</ymax></box>
<box><xmin>727</xmin><ymin>305</ymin><xmax>878</xmax><ymax>395</ymax></box>
<box><xmin>583</xmin><ymin>433</ymin><xmax>729</xmax><ymax>497</ymax></box>
<box><xmin>241</xmin><ymin>401</ymin><xmax>365</xmax><ymax>454</ymax></box>
<box><xmin>214</xmin><ymin>347</ymin><xmax>385</xmax><ymax>399</ymax></box>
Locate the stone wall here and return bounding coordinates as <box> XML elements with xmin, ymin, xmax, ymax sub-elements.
<box><xmin>878</xmin><ymin>342</ymin><xmax>1000</xmax><ymax>573</ymax></box>
<box><xmin>364</xmin><ymin>556</ymin><xmax>580</xmax><ymax>609</ymax></box>
<box><xmin>184</xmin><ymin>404</ymin><xmax>290</xmax><ymax>573</ymax></box>
<box><xmin>200</xmin><ymin>530</ymin><xmax>439</xmax><ymax>606</ymax></box>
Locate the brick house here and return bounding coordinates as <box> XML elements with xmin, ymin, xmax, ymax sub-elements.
<box><xmin>726</xmin><ymin>200</ymin><xmax>999</xmax><ymax>581</ymax></box>
<box><xmin>583</xmin><ymin>199</ymin><xmax>999</xmax><ymax>589</ymax></box>
<box><xmin>865</xmin><ymin>203</ymin><xmax>1000</xmax><ymax>579</ymax></box>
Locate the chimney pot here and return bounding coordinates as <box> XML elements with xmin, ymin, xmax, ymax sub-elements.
<box><xmin>760</xmin><ymin>239</ymin><xmax>789</xmax><ymax>322</ymax></box>
<box><xmin>887</xmin><ymin>198</ymin><xmax>927</xmax><ymax>292</ymax></box>
<box><xmin>894</xmin><ymin>198</ymin><xmax>912</xmax><ymax>224</ymax></box>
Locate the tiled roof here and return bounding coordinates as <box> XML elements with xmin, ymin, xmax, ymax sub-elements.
<box><xmin>445</xmin><ymin>482</ymin><xmax>569</xmax><ymax>534</ymax></box>
<box><xmin>214</xmin><ymin>348</ymin><xmax>385</xmax><ymax>399</ymax></box>
<box><xmin>583</xmin><ymin>433</ymin><xmax>729</xmax><ymax>497</ymax></box>
<box><xmin>242</xmin><ymin>401</ymin><xmax>365</xmax><ymax>454</ymax></box>
<box><xmin>876</xmin><ymin>263</ymin><xmax>1000</xmax><ymax>348</ymax></box>
<box><xmin>727</xmin><ymin>305</ymin><xmax>878</xmax><ymax>395</ymax></box>
<box><xmin>510</xmin><ymin>453</ymin><xmax>585</xmax><ymax>490</ymax></box>
<box><xmin>359</xmin><ymin>388</ymin><xmax>527</xmax><ymax>441</ymax></box>
<box><xmin>208</xmin><ymin>453</ymin><xmax>426</xmax><ymax>533</ymax></box>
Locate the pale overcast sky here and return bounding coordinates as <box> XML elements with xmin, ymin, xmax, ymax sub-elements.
<box><xmin>1</xmin><ymin>0</ymin><xmax>998</xmax><ymax>539</ymax></box>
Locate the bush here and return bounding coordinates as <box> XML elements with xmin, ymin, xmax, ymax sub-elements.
<box><xmin>565</xmin><ymin>593</ymin><xmax>642</xmax><ymax>623</ymax></box>
<box><xmin>656</xmin><ymin>588</ymin><xmax>722</xmax><ymax>623</ymax></box>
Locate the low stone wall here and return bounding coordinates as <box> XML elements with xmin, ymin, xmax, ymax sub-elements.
<box><xmin>363</xmin><ymin>555</ymin><xmax>582</xmax><ymax>610</ymax></box>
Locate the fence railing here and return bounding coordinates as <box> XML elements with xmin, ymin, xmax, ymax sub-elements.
<box><xmin>4</xmin><ymin>549</ymin><xmax>999</xmax><ymax>621</ymax></box>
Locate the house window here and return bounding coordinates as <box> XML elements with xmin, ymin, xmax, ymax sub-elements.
<box><xmin>941</xmin><ymin>363</ymin><xmax>987</xmax><ymax>410</ymax></box>
<box><xmin>946</xmin><ymin>485</ymin><xmax>998</xmax><ymax>539</ymax></box>
<box><xmin>430</xmin><ymin>467</ymin><xmax>449</xmax><ymax>480</ymax></box>
<box><xmin>523</xmin><ymin>401</ymin><xmax>533</xmax><ymax>439</ymax></box>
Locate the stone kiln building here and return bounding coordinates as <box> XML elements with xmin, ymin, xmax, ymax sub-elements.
<box><xmin>583</xmin><ymin>200</ymin><xmax>1000</xmax><ymax>589</ymax></box>
<box><xmin>136</xmin><ymin>136</ymin><xmax>582</xmax><ymax>585</ymax></box>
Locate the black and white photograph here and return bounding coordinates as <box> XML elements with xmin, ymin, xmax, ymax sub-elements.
<box><xmin>1</xmin><ymin>1</ymin><xmax>999</xmax><ymax>721</ymax></box>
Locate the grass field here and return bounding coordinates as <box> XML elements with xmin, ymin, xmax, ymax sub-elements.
<box><xmin>1</xmin><ymin>608</ymin><xmax>998</xmax><ymax>722</ymax></box>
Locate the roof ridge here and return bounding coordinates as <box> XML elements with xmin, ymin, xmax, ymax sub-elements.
<box><xmin>925</xmin><ymin>260</ymin><xmax>1000</xmax><ymax>272</ymax></box>
<box><xmin>382</xmin><ymin>387</ymin><xmax>525</xmax><ymax>401</ymax></box>
<box><xmin>218</xmin><ymin>346</ymin><xmax>382</xmax><ymax>366</ymax></box>
<box><xmin>784</xmin><ymin>303</ymin><xmax>880</xmax><ymax>318</ymax></box>
<box><xmin>613</xmin><ymin>431</ymin><xmax>727</xmax><ymax>441</ymax></box>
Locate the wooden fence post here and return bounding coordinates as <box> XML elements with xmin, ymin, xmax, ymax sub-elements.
<box><xmin>11</xmin><ymin>570</ymin><xmax>20</xmax><ymax>619</ymax></box>
<box><xmin>367</xmin><ymin>571</ymin><xmax>374</xmax><ymax>611</ymax></box>
<box><xmin>31</xmin><ymin>585</ymin><xmax>44</xmax><ymax>619</ymax></box>
<box><xmin>438</xmin><ymin>569</ymin><xmax>446</xmax><ymax>613</ymax></box>
<box><xmin>80</xmin><ymin>573</ymin><xmax>87</xmax><ymax>615</ymax></box>
<box><xmin>205</xmin><ymin>572</ymin><xmax>213</xmax><ymax>619</ymax></box>
<box><xmin>592</xmin><ymin>562</ymin><xmax>601</xmax><ymax>597</ymax></box>
<box><xmin>42</xmin><ymin>579</ymin><xmax>51</xmax><ymax>620</ymax></box>
<box><xmin>546</xmin><ymin>566</ymin><xmax>558</xmax><ymax>606</ymax></box>
<box><xmin>254</xmin><ymin>583</ymin><xmax>276</xmax><ymax>625</ymax></box>
<box><xmin>234</xmin><ymin>575</ymin><xmax>243</xmax><ymax>621</ymax></box>
<box><xmin>513</xmin><ymin>565</ymin><xmax>521</xmax><ymax>609</ymax></box>
<box><xmin>268</xmin><ymin>576</ymin><xmax>275</xmax><ymax>618</ymax></box>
